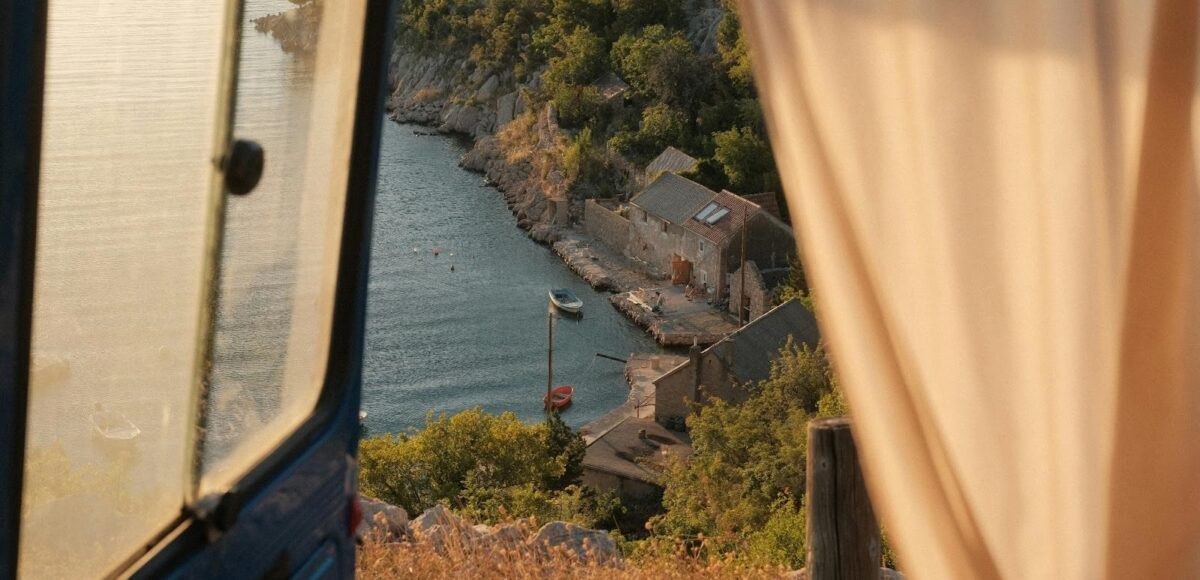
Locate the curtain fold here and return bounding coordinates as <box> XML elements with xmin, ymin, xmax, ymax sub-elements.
<box><xmin>737</xmin><ymin>1</ymin><xmax>1200</xmax><ymax>577</ymax></box>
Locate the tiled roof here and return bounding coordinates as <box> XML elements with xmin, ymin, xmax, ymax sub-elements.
<box><xmin>645</xmin><ymin>146</ymin><xmax>699</xmax><ymax>176</ymax></box>
<box><xmin>630</xmin><ymin>173</ymin><xmax>717</xmax><ymax>225</ymax></box>
<box><xmin>582</xmin><ymin>417</ymin><xmax>692</xmax><ymax>483</ymax></box>
<box><xmin>593</xmin><ymin>71</ymin><xmax>630</xmax><ymax>101</ymax></box>
<box><xmin>708</xmin><ymin>299</ymin><xmax>820</xmax><ymax>385</ymax></box>
<box><xmin>743</xmin><ymin>192</ymin><xmax>784</xmax><ymax>221</ymax></box>
<box><xmin>681</xmin><ymin>189</ymin><xmax>761</xmax><ymax>244</ymax></box>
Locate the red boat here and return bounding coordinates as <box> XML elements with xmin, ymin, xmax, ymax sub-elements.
<box><xmin>544</xmin><ymin>385</ymin><xmax>573</xmax><ymax>410</ymax></box>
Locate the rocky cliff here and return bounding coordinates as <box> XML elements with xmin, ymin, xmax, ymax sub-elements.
<box><xmin>387</xmin><ymin>48</ymin><xmax>575</xmax><ymax>243</ymax></box>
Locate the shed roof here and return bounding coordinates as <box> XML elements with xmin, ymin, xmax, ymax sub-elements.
<box><xmin>646</xmin><ymin>146</ymin><xmax>700</xmax><ymax>176</ymax></box>
<box><xmin>582</xmin><ymin>417</ymin><xmax>692</xmax><ymax>483</ymax></box>
<box><xmin>709</xmin><ymin>299</ymin><xmax>821</xmax><ymax>384</ymax></box>
<box><xmin>593</xmin><ymin>71</ymin><xmax>630</xmax><ymax>101</ymax></box>
<box><xmin>630</xmin><ymin>173</ymin><xmax>717</xmax><ymax>225</ymax></box>
<box><xmin>681</xmin><ymin>190</ymin><xmax>761</xmax><ymax>244</ymax></box>
<box><xmin>654</xmin><ymin>299</ymin><xmax>820</xmax><ymax>388</ymax></box>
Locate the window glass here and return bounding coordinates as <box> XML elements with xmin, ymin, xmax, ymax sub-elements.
<box><xmin>198</xmin><ymin>0</ymin><xmax>366</xmax><ymax>494</ymax></box>
<box><xmin>20</xmin><ymin>0</ymin><xmax>225</xmax><ymax>577</ymax></box>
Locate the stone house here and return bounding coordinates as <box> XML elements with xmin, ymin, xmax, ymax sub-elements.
<box><xmin>653</xmin><ymin>299</ymin><xmax>820</xmax><ymax>429</ymax></box>
<box><xmin>728</xmin><ymin>260</ymin><xmax>792</xmax><ymax>323</ymax></box>
<box><xmin>625</xmin><ymin>173</ymin><xmax>796</xmax><ymax>300</ymax></box>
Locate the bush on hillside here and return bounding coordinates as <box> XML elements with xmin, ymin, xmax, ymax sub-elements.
<box><xmin>358</xmin><ymin>407</ymin><xmax>617</xmax><ymax>527</ymax></box>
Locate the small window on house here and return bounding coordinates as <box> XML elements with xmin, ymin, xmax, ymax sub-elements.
<box><xmin>661</xmin><ymin>220</ymin><xmax>668</xmax><ymax>233</ymax></box>
<box><xmin>699</xmin><ymin>240</ymin><xmax>706</xmax><ymax>252</ymax></box>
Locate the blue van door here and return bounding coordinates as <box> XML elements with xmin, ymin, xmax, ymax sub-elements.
<box><xmin>0</xmin><ymin>0</ymin><xmax>393</xmax><ymax>576</ymax></box>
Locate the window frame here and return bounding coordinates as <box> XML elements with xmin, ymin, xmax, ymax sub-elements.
<box><xmin>0</xmin><ymin>0</ymin><xmax>394</xmax><ymax>574</ymax></box>
<box><xmin>0</xmin><ymin>0</ymin><xmax>47</xmax><ymax>574</ymax></box>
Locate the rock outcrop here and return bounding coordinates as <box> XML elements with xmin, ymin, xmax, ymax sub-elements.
<box><xmin>357</xmin><ymin>495</ymin><xmax>410</xmax><ymax>541</ymax></box>
<box><xmin>384</xmin><ymin>45</ymin><xmax>582</xmax><ymax>242</ymax></box>
<box><xmin>529</xmin><ymin>521</ymin><xmax>619</xmax><ymax>562</ymax></box>
<box><xmin>357</xmin><ymin>499</ymin><xmax>620</xmax><ymax>566</ymax></box>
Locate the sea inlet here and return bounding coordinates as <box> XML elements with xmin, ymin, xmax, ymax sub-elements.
<box><xmin>362</xmin><ymin>121</ymin><xmax>662</xmax><ymax>434</ymax></box>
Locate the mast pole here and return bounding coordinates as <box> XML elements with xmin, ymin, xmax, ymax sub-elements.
<box><xmin>547</xmin><ymin>303</ymin><xmax>553</xmax><ymax>410</ymax></box>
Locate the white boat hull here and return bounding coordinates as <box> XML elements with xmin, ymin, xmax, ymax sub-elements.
<box><xmin>548</xmin><ymin>290</ymin><xmax>583</xmax><ymax>313</ymax></box>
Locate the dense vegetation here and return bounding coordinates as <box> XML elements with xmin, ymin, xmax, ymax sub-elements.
<box><xmin>395</xmin><ymin>0</ymin><xmax>784</xmax><ymax>199</ymax></box>
<box><xmin>649</xmin><ymin>339</ymin><xmax>845</xmax><ymax>569</ymax></box>
<box><xmin>358</xmin><ymin>408</ymin><xmax>620</xmax><ymax>528</ymax></box>
<box><xmin>354</xmin><ymin>337</ymin><xmax>898</xmax><ymax>571</ymax></box>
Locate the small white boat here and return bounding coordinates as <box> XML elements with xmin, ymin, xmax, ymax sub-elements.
<box><xmin>549</xmin><ymin>288</ymin><xmax>583</xmax><ymax>313</ymax></box>
<box><xmin>90</xmin><ymin>407</ymin><xmax>140</xmax><ymax>441</ymax></box>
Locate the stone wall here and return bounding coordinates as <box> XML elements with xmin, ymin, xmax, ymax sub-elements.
<box><xmin>723</xmin><ymin>212</ymin><xmax>796</xmax><ymax>277</ymax></box>
<box><xmin>583</xmin><ymin>200</ymin><xmax>631</xmax><ymax>255</ymax></box>
<box><xmin>654</xmin><ymin>344</ymin><xmax>749</xmax><ymax>428</ymax></box>
<box><xmin>626</xmin><ymin>207</ymin><xmax>684</xmax><ymax>278</ymax></box>
<box><xmin>580</xmin><ymin>467</ymin><xmax>661</xmax><ymax>502</ymax></box>
<box><xmin>728</xmin><ymin>261</ymin><xmax>771</xmax><ymax>322</ymax></box>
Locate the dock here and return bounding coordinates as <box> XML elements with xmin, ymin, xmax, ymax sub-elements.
<box><xmin>609</xmin><ymin>286</ymin><xmax>738</xmax><ymax>347</ymax></box>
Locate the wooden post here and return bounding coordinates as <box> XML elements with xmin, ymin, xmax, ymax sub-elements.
<box><xmin>806</xmin><ymin>417</ymin><xmax>880</xmax><ymax>579</ymax></box>
<box><xmin>738</xmin><ymin>210</ymin><xmax>747</xmax><ymax>326</ymax></box>
<box><xmin>546</xmin><ymin>304</ymin><xmax>553</xmax><ymax>410</ymax></box>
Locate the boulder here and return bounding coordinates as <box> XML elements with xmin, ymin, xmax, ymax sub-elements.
<box><xmin>495</xmin><ymin>91</ymin><xmax>518</xmax><ymax>127</ymax></box>
<box><xmin>479</xmin><ymin>520</ymin><xmax>531</xmax><ymax>549</ymax></box>
<box><xmin>357</xmin><ymin>496</ymin><xmax>409</xmax><ymax>540</ymax></box>
<box><xmin>476</xmin><ymin>74</ymin><xmax>500</xmax><ymax>101</ymax></box>
<box><xmin>528</xmin><ymin>521</ymin><xmax>618</xmax><ymax>562</ymax></box>
<box><xmin>415</xmin><ymin>523</ymin><xmax>484</xmax><ymax>554</ymax></box>
<box><xmin>411</xmin><ymin>504</ymin><xmax>462</xmax><ymax>534</ymax></box>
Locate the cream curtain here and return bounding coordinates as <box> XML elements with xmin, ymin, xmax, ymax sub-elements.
<box><xmin>737</xmin><ymin>1</ymin><xmax>1200</xmax><ymax>578</ymax></box>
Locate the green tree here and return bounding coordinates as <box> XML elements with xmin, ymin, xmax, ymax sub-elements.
<box><xmin>638</xmin><ymin>103</ymin><xmax>688</xmax><ymax>152</ymax></box>
<box><xmin>771</xmin><ymin>256</ymin><xmax>812</xmax><ymax>312</ymax></box>
<box><xmin>652</xmin><ymin>340</ymin><xmax>838</xmax><ymax>565</ymax></box>
<box><xmin>544</xmin><ymin>409</ymin><xmax>586</xmax><ymax>488</ymax></box>
<box><xmin>552</xmin><ymin>84</ymin><xmax>605</xmax><ymax>128</ymax></box>
<box><xmin>716</xmin><ymin>0</ymin><xmax>755</xmax><ymax>93</ymax></box>
<box><xmin>610</xmin><ymin>25</ymin><xmax>709</xmax><ymax>109</ymax></box>
<box><xmin>544</xmin><ymin>26</ymin><xmax>608</xmax><ymax>89</ymax></box>
<box><xmin>611</xmin><ymin>0</ymin><xmax>684</xmax><ymax>34</ymax></box>
<box><xmin>358</xmin><ymin>407</ymin><xmax>603</xmax><ymax>524</ymax></box>
<box><xmin>713</xmin><ymin>126</ymin><xmax>774</xmax><ymax>193</ymax></box>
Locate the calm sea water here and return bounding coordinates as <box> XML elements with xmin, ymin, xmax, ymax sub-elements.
<box><xmin>363</xmin><ymin>124</ymin><xmax>660</xmax><ymax>433</ymax></box>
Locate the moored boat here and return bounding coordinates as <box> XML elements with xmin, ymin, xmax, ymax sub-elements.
<box><xmin>544</xmin><ymin>385</ymin><xmax>574</xmax><ymax>410</ymax></box>
<box><xmin>548</xmin><ymin>288</ymin><xmax>583</xmax><ymax>313</ymax></box>
<box><xmin>90</xmin><ymin>406</ymin><xmax>140</xmax><ymax>442</ymax></box>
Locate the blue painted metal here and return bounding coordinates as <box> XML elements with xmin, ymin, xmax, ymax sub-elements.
<box><xmin>0</xmin><ymin>0</ymin><xmax>392</xmax><ymax>575</ymax></box>
<box><xmin>0</xmin><ymin>0</ymin><xmax>46</xmax><ymax>576</ymax></box>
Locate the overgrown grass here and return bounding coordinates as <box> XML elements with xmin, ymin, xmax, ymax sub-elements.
<box><xmin>356</xmin><ymin>531</ymin><xmax>791</xmax><ymax>580</ymax></box>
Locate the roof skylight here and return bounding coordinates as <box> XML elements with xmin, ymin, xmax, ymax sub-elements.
<box><xmin>694</xmin><ymin>202</ymin><xmax>720</xmax><ymax>221</ymax></box>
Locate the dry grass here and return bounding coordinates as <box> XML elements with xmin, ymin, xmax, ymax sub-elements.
<box><xmin>356</xmin><ymin>532</ymin><xmax>790</xmax><ymax>580</ymax></box>
<box><xmin>496</xmin><ymin>112</ymin><xmax>538</xmax><ymax>164</ymax></box>
<box><xmin>413</xmin><ymin>87</ymin><xmax>444</xmax><ymax>104</ymax></box>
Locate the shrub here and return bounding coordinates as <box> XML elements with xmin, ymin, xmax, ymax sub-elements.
<box><xmin>358</xmin><ymin>407</ymin><xmax>600</xmax><ymax>523</ymax></box>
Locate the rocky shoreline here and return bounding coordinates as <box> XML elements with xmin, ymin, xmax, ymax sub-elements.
<box><xmin>252</xmin><ymin>4</ymin><xmax>319</xmax><ymax>55</ymax></box>
<box><xmin>386</xmin><ymin>45</ymin><xmax>645</xmax><ymax>289</ymax></box>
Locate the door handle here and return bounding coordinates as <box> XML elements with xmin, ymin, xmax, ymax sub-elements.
<box><xmin>221</xmin><ymin>139</ymin><xmax>264</xmax><ymax>195</ymax></box>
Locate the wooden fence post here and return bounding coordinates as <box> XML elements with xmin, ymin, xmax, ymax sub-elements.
<box><xmin>806</xmin><ymin>417</ymin><xmax>880</xmax><ymax>579</ymax></box>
